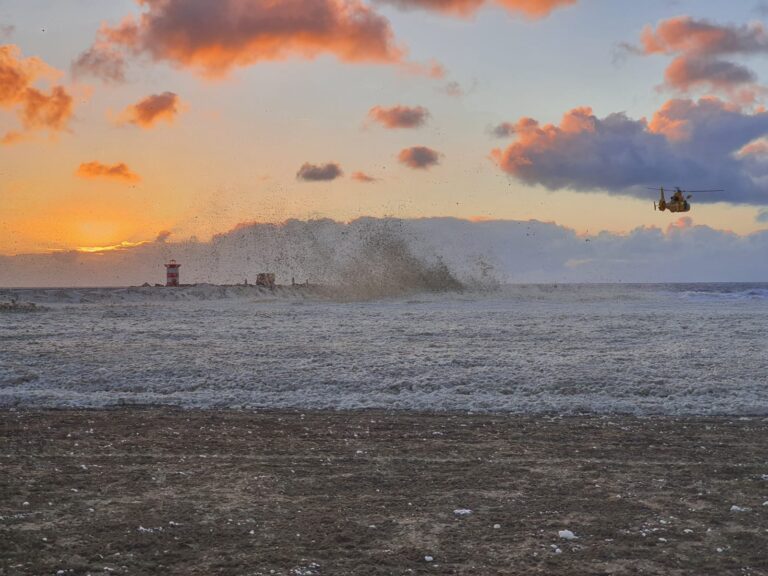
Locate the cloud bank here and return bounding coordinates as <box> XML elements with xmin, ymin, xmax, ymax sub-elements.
<box><xmin>491</xmin><ymin>98</ymin><xmax>768</xmax><ymax>205</ymax></box>
<box><xmin>2</xmin><ymin>217</ymin><xmax>767</xmax><ymax>287</ymax></box>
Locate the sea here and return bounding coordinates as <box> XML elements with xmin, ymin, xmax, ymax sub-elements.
<box><xmin>1</xmin><ymin>283</ymin><xmax>767</xmax><ymax>415</ymax></box>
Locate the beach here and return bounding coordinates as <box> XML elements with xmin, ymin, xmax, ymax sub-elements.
<box><xmin>2</xmin><ymin>409</ymin><xmax>767</xmax><ymax>575</ymax></box>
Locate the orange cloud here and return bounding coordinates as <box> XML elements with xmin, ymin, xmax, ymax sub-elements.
<box><xmin>0</xmin><ymin>44</ymin><xmax>74</xmax><ymax>144</ymax></box>
<box><xmin>368</xmin><ymin>105</ymin><xmax>429</xmax><ymax>129</ymax></box>
<box><xmin>77</xmin><ymin>0</ymin><xmax>440</xmax><ymax>79</ymax></box>
<box><xmin>377</xmin><ymin>0</ymin><xmax>576</xmax><ymax>18</ymax></box>
<box><xmin>76</xmin><ymin>162</ymin><xmax>142</xmax><ymax>184</ymax></box>
<box><xmin>120</xmin><ymin>92</ymin><xmax>183</xmax><ymax>128</ymax></box>
<box><xmin>1</xmin><ymin>131</ymin><xmax>23</xmax><ymax>145</ymax></box>
<box><xmin>497</xmin><ymin>0</ymin><xmax>576</xmax><ymax>17</ymax></box>
<box><xmin>398</xmin><ymin>146</ymin><xmax>441</xmax><ymax>169</ymax></box>
<box><xmin>640</xmin><ymin>17</ymin><xmax>768</xmax><ymax>57</ymax></box>
<box><xmin>667</xmin><ymin>216</ymin><xmax>693</xmax><ymax>232</ymax></box>
<box><xmin>351</xmin><ymin>171</ymin><xmax>379</xmax><ymax>183</ymax></box>
<box><xmin>738</xmin><ymin>139</ymin><xmax>768</xmax><ymax>157</ymax></box>
<box><xmin>663</xmin><ymin>56</ymin><xmax>756</xmax><ymax>94</ymax></box>
<box><xmin>647</xmin><ymin>99</ymin><xmax>692</xmax><ymax>141</ymax></box>
<box><xmin>648</xmin><ymin>96</ymin><xmax>740</xmax><ymax>141</ymax></box>
<box><xmin>635</xmin><ymin>17</ymin><xmax>768</xmax><ymax>102</ymax></box>
<box><xmin>490</xmin><ymin>107</ymin><xmax>598</xmax><ymax>174</ymax></box>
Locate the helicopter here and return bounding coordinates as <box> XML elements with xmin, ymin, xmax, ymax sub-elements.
<box><xmin>647</xmin><ymin>186</ymin><xmax>724</xmax><ymax>213</ymax></box>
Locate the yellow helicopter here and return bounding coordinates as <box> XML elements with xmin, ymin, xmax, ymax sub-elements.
<box><xmin>647</xmin><ymin>186</ymin><xmax>724</xmax><ymax>213</ymax></box>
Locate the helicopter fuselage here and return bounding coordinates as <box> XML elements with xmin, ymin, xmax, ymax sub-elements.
<box><xmin>657</xmin><ymin>199</ymin><xmax>690</xmax><ymax>212</ymax></box>
<box><xmin>656</xmin><ymin>188</ymin><xmax>690</xmax><ymax>213</ymax></box>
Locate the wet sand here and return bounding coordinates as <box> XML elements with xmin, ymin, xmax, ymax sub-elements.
<box><xmin>1</xmin><ymin>409</ymin><xmax>767</xmax><ymax>575</ymax></box>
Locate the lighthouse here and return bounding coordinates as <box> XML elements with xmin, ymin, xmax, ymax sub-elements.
<box><xmin>165</xmin><ymin>260</ymin><xmax>181</xmax><ymax>287</ymax></box>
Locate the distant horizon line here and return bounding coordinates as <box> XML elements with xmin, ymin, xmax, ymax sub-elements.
<box><xmin>3</xmin><ymin>281</ymin><xmax>768</xmax><ymax>290</ymax></box>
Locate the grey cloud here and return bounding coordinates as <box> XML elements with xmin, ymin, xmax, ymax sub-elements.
<box><xmin>491</xmin><ymin>100</ymin><xmax>768</xmax><ymax>205</ymax></box>
<box><xmin>490</xmin><ymin>122</ymin><xmax>516</xmax><ymax>138</ymax></box>
<box><xmin>398</xmin><ymin>146</ymin><xmax>440</xmax><ymax>170</ymax></box>
<box><xmin>296</xmin><ymin>162</ymin><xmax>343</xmax><ymax>182</ymax></box>
<box><xmin>72</xmin><ymin>45</ymin><xmax>127</xmax><ymax>83</ymax></box>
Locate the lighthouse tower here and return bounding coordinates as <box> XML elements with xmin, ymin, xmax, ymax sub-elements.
<box><xmin>165</xmin><ymin>260</ymin><xmax>181</xmax><ymax>287</ymax></box>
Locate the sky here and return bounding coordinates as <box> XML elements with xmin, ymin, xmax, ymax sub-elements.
<box><xmin>1</xmin><ymin>0</ymin><xmax>768</xmax><ymax>283</ymax></box>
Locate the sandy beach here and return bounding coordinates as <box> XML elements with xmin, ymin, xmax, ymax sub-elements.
<box><xmin>2</xmin><ymin>409</ymin><xmax>767</xmax><ymax>575</ymax></box>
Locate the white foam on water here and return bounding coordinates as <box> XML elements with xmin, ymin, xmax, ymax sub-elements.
<box><xmin>1</xmin><ymin>284</ymin><xmax>767</xmax><ymax>415</ymax></box>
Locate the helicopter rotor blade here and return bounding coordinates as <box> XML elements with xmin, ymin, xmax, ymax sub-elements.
<box><xmin>645</xmin><ymin>186</ymin><xmax>677</xmax><ymax>192</ymax></box>
<box><xmin>644</xmin><ymin>187</ymin><xmax>724</xmax><ymax>193</ymax></box>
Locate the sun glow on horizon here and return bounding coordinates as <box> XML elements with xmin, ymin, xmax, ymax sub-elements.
<box><xmin>75</xmin><ymin>240</ymin><xmax>152</xmax><ymax>254</ymax></box>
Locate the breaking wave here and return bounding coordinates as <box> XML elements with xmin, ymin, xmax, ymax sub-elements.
<box><xmin>328</xmin><ymin>226</ymin><xmax>463</xmax><ymax>299</ymax></box>
<box><xmin>674</xmin><ymin>285</ymin><xmax>768</xmax><ymax>302</ymax></box>
<box><xmin>1</xmin><ymin>219</ymin><xmax>469</xmax><ymax>301</ymax></box>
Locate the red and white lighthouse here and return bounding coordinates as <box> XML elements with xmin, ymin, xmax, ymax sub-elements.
<box><xmin>165</xmin><ymin>260</ymin><xmax>181</xmax><ymax>287</ymax></box>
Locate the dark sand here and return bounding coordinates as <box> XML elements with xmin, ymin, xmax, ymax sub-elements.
<box><xmin>1</xmin><ymin>409</ymin><xmax>767</xmax><ymax>575</ymax></box>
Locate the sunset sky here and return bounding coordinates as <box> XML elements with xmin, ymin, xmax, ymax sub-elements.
<box><xmin>2</xmin><ymin>0</ymin><xmax>768</xmax><ymax>256</ymax></box>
